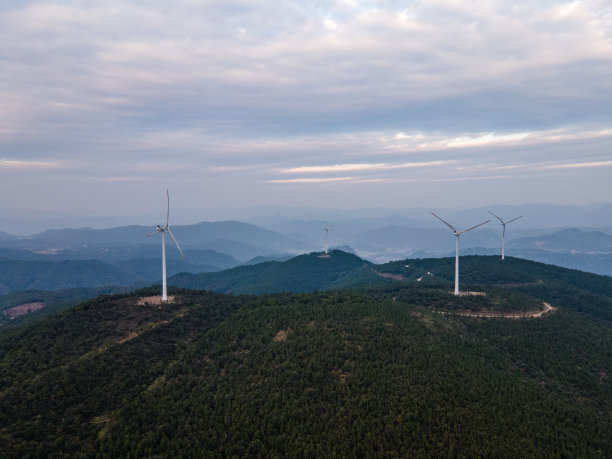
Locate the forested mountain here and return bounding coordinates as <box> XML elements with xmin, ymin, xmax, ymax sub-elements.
<box><xmin>169</xmin><ymin>250</ymin><xmax>382</xmax><ymax>294</ymax></box>
<box><xmin>1</xmin><ymin>273</ymin><xmax>610</xmax><ymax>456</ymax></box>
<box><xmin>0</xmin><ymin>258</ymin><xmax>146</xmax><ymax>295</ymax></box>
<box><xmin>0</xmin><ymin>247</ymin><xmax>241</xmax><ymax>295</ymax></box>
<box><xmin>169</xmin><ymin>252</ymin><xmax>612</xmax><ymax>319</ymax></box>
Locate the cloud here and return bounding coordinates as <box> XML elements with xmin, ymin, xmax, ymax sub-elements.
<box><xmin>281</xmin><ymin>160</ymin><xmax>456</xmax><ymax>174</ymax></box>
<box><xmin>2</xmin><ymin>0</ymin><xmax>612</xmax><ymax>142</ymax></box>
<box><xmin>269</xmin><ymin>176</ymin><xmax>357</xmax><ymax>184</ymax></box>
<box><xmin>541</xmin><ymin>160</ymin><xmax>612</xmax><ymax>170</ymax></box>
<box><xmin>0</xmin><ymin>159</ymin><xmax>62</xmax><ymax>169</ymax></box>
<box><xmin>1</xmin><ymin>1</ymin><xmax>611</xmax><ymax>212</ymax></box>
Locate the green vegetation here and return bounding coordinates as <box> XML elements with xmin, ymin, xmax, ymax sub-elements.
<box><xmin>170</xmin><ymin>250</ymin><xmax>385</xmax><ymax>294</ymax></box>
<box><xmin>1</xmin><ymin>260</ymin><xmax>611</xmax><ymax>457</ymax></box>
<box><xmin>378</xmin><ymin>256</ymin><xmax>612</xmax><ymax>322</ymax></box>
<box><xmin>0</xmin><ymin>286</ymin><xmax>133</xmax><ymax>330</ymax></box>
<box><xmin>0</xmin><ymin>258</ymin><xmax>145</xmax><ymax>293</ymax></box>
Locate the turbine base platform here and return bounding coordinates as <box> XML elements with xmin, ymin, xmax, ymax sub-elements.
<box><xmin>453</xmin><ymin>291</ymin><xmax>487</xmax><ymax>297</ymax></box>
<box><xmin>137</xmin><ymin>295</ymin><xmax>176</xmax><ymax>305</ymax></box>
<box><xmin>318</xmin><ymin>254</ymin><xmax>331</xmax><ymax>258</ymax></box>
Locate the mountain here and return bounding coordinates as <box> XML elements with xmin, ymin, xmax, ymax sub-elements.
<box><xmin>2</xmin><ymin>221</ymin><xmax>306</xmax><ymax>260</ymax></box>
<box><xmin>169</xmin><ymin>252</ymin><xmax>612</xmax><ymax>321</ymax></box>
<box><xmin>0</xmin><ymin>286</ymin><xmax>133</xmax><ymax>328</ymax></box>
<box><xmin>170</xmin><ymin>250</ymin><xmax>382</xmax><ymax>294</ymax></box>
<box><xmin>0</xmin><ymin>258</ymin><xmax>146</xmax><ymax>295</ymax></box>
<box><xmin>0</xmin><ymin>231</ymin><xmax>17</xmax><ymax>243</ymax></box>
<box><xmin>4</xmin><ymin>214</ymin><xmax>612</xmax><ymax>281</ymax></box>
<box><xmin>0</xmin><ymin>248</ymin><xmax>242</xmax><ymax>295</ymax></box>
<box><xmin>1</xmin><ymin>257</ymin><xmax>610</xmax><ymax>456</ymax></box>
<box><xmin>0</xmin><ymin>245</ymin><xmax>239</xmax><ymax>266</ymax></box>
<box><xmin>510</xmin><ymin>228</ymin><xmax>612</xmax><ymax>252</ymax></box>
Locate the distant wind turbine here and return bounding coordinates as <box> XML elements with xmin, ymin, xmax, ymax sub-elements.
<box><xmin>148</xmin><ymin>190</ymin><xmax>184</xmax><ymax>301</ymax></box>
<box><xmin>323</xmin><ymin>223</ymin><xmax>330</xmax><ymax>255</ymax></box>
<box><xmin>431</xmin><ymin>212</ymin><xmax>490</xmax><ymax>296</ymax></box>
<box><xmin>488</xmin><ymin>211</ymin><xmax>523</xmax><ymax>260</ymax></box>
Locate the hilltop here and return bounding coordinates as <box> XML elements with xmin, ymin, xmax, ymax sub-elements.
<box><xmin>4</xmin><ymin>251</ymin><xmax>612</xmax><ymax>329</ymax></box>
<box><xmin>169</xmin><ymin>250</ymin><xmax>380</xmax><ymax>294</ymax></box>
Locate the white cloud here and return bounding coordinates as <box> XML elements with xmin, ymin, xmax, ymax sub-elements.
<box><xmin>0</xmin><ymin>159</ymin><xmax>62</xmax><ymax>169</ymax></box>
<box><xmin>541</xmin><ymin>160</ymin><xmax>612</xmax><ymax>170</ymax></box>
<box><xmin>269</xmin><ymin>176</ymin><xmax>357</xmax><ymax>183</ymax></box>
<box><xmin>281</xmin><ymin>160</ymin><xmax>455</xmax><ymax>174</ymax></box>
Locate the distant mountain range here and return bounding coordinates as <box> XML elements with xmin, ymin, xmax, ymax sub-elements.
<box><xmin>510</xmin><ymin>228</ymin><xmax>612</xmax><ymax>252</ymax></box>
<box><xmin>4</xmin><ymin>221</ymin><xmax>307</xmax><ymax>260</ymax></box>
<box><xmin>1</xmin><ymin>210</ymin><xmax>612</xmax><ymax>298</ymax></box>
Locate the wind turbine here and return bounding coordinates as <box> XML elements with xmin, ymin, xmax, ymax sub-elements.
<box><xmin>148</xmin><ymin>189</ymin><xmax>184</xmax><ymax>301</ymax></box>
<box><xmin>488</xmin><ymin>211</ymin><xmax>522</xmax><ymax>260</ymax></box>
<box><xmin>431</xmin><ymin>212</ymin><xmax>490</xmax><ymax>296</ymax></box>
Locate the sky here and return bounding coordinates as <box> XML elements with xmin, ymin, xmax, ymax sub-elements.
<box><xmin>1</xmin><ymin>0</ymin><xmax>612</xmax><ymax>225</ymax></box>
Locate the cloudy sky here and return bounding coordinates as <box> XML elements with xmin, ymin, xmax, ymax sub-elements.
<box><xmin>1</xmin><ymin>0</ymin><xmax>612</xmax><ymax>222</ymax></box>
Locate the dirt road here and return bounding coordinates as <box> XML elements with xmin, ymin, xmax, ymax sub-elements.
<box><xmin>440</xmin><ymin>302</ymin><xmax>556</xmax><ymax>319</ymax></box>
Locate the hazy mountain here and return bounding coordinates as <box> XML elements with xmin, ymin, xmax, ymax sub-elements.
<box><xmin>248</xmin><ymin>202</ymin><xmax>612</xmax><ymax>231</ymax></box>
<box><xmin>0</xmin><ymin>231</ymin><xmax>17</xmax><ymax>243</ymax></box>
<box><xmin>0</xmin><ymin>248</ymin><xmax>242</xmax><ymax>295</ymax></box>
<box><xmin>1</xmin><ymin>221</ymin><xmax>306</xmax><ymax>260</ymax></box>
<box><xmin>2</xmin><ymin>206</ymin><xmax>612</xmax><ymax>277</ymax></box>
<box><xmin>510</xmin><ymin>228</ymin><xmax>612</xmax><ymax>252</ymax></box>
<box><xmin>0</xmin><ymin>246</ymin><xmax>239</xmax><ymax>266</ymax></box>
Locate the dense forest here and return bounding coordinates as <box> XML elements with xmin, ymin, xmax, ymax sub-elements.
<box><xmin>1</xmin><ymin>259</ymin><xmax>611</xmax><ymax>457</ymax></box>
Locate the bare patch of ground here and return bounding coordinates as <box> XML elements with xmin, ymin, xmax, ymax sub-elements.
<box><xmin>457</xmin><ymin>291</ymin><xmax>487</xmax><ymax>297</ymax></box>
<box><xmin>375</xmin><ymin>271</ymin><xmax>405</xmax><ymax>281</ymax></box>
<box><xmin>273</xmin><ymin>329</ymin><xmax>290</xmax><ymax>342</ymax></box>
<box><xmin>3</xmin><ymin>301</ymin><xmax>46</xmax><ymax>319</ymax></box>
<box><xmin>137</xmin><ymin>295</ymin><xmax>175</xmax><ymax>305</ymax></box>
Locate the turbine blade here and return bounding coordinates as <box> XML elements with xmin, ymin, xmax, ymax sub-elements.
<box><xmin>488</xmin><ymin>210</ymin><xmax>504</xmax><ymax>223</ymax></box>
<box><xmin>431</xmin><ymin>212</ymin><xmax>457</xmax><ymax>232</ymax></box>
<box><xmin>166</xmin><ymin>189</ymin><xmax>170</xmax><ymax>227</ymax></box>
<box><xmin>167</xmin><ymin>228</ymin><xmax>184</xmax><ymax>258</ymax></box>
<box><xmin>147</xmin><ymin>228</ymin><xmax>162</xmax><ymax>237</ymax></box>
<box><xmin>459</xmin><ymin>219</ymin><xmax>491</xmax><ymax>234</ymax></box>
<box><xmin>506</xmin><ymin>215</ymin><xmax>523</xmax><ymax>224</ymax></box>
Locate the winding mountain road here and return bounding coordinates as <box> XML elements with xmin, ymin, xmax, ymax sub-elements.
<box><xmin>440</xmin><ymin>302</ymin><xmax>556</xmax><ymax>319</ymax></box>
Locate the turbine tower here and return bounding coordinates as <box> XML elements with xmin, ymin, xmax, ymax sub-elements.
<box><xmin>431</xmin><ymin>212</ymin><xmax>490</xmax><ymax>296</ymax></box>
<box><xmin>488</xmin><ymin>211</ymin><xmax>522</xmax><ymax>260</ymax></box>
<box><xmin>148</xmin><ymin>189</ymin><xmax>184</xmax><ymax>301</ymax></box>
<box><xmin>323</xmin><ymin>224</ymin><xmax>330</xmax><ymax>255</ymax></box>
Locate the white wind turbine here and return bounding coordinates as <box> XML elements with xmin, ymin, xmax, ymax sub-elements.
<box><xmin>148</xmin><ymin>190</ymin><xmax>184</xmax><ymax>301</ymax></box>
<box><xmin>488</xmin><ymin>211</ymin><xmax>522</xmax><ymax>260</ymax></box>
<box><xmin>431</xmin><ymin>212</ymin><xmax>491</xmax><ymax>296</ymax></box>
<box><xmin>323</xmin><ymin>223</ymin><xmax>330</xmax><ymax>255</ymax></box>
